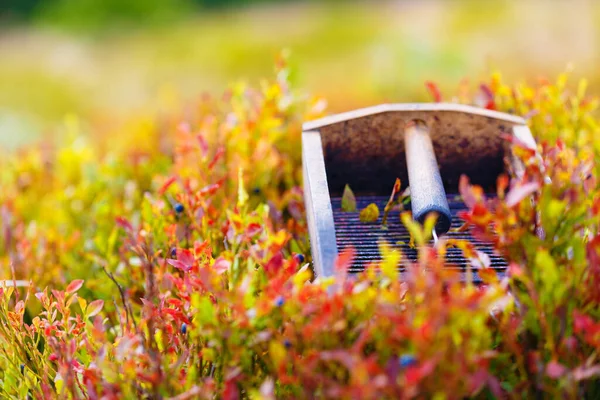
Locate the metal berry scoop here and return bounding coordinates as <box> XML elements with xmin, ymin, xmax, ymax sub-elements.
<box><xmin>302</xmin><ymin>103</ymin><xmax>535</xmax><ymax>279</ymax></box>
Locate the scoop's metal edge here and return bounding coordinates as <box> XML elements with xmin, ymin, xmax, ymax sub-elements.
<box><xmin>302</xmin><ymin>130</ymin><xmax>339</xmax><ymax>279</ymax></box>
<box><xmin>302</xmin><ymin>103</ymin><xmax>526</xmax><ymax>131</ymax></box>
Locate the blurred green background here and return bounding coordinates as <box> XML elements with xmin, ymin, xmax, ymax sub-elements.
<box><xmin>1</xmin><ymin>0</ymin><xmax>599</xmax><ymax>147</ymax></box>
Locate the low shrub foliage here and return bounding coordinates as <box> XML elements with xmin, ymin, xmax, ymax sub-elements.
<box><xmin>1</xmin><ymin>56</ymin><xmax>600</xmax><ymax>398</ymax></box>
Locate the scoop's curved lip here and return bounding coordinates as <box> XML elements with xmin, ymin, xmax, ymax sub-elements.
<box><xmin>302</xmin><ymin>103</ymin><xmax>526</xmax><ymax>132</ymax></box>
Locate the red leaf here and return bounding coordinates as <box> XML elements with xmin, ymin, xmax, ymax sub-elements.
<box><xmin>497</xmin><ymin>174</ymin><xmax>509</xmax><ymax>199</ymax></box>
<box><xmin>51</xmin><ymin>290</ymin><xmax>64</xmax><ymax>303</ymax></box>
<box><xmin>159</xmin><ymin>176</ymin><xmax>177</xmax><ymax>195</ymax></box>
<box><xmin>479</xmin><ymin>84</ymin><xmax>496</xmax><ymax>110</ymax></box>
<box><xmin>208</xmin><ymin>147</ymin><xmax>225</xmax><ymax>170</ymax></box>
<box><xmin>382</xmin><ymin>178</ymin><xmax>402</xmax><ymax>225</ymax></box>
<box><xmin>196</xmin><ymin>134</ymin><xmax>209</xmax><ymax>156</ymax></box>
<box><xmin>508</xmin><ymin>262</ymin><xmax>524</xmax><ymax>278</ymax></box>
<box><xmin>470</xmin><ymin>203</ymin><xmax>492</xmax><ymax>227</ymax></box>
<box><xmin>264</xmin><ymin>253</ymin><xmax>283</xmax><ymax>276</ymax></box>
<box><xmin>86</xmin><ymin>300</ymin><xmax>104</xmax><ymax>318</ymax></box>
<box><xmin>425</xmin><ymin>81</ymin><xmax>442</xmax><ymax>102</ymax></box>
<box><xmin>177</xmin><ymin>249</ymin><xmax>195</xmax><ymax>269</ymax></box>
<box><xmin>392</xmin><ymin>177</ymin><xmax>402</xmax><ymax>194</ymax></box>
<box><xmin>459</xmin><ymin>175</ymin><xmax>485</xmax><ymax>209</ymax></box>
<box><xmin>212</xmin><ymin>257</ymin><xmax>231</xmax><ymax>275</ymax></box>
<box><xmin>480</xmin><ymin>83</ymin><xmax>494</xmax><ymax>99</ymax></box>
<box><xmin>335</xmin><ymin>247</ymin><xmax>355</xmax><ymax>280</ymax></box>
<box><xmin>167</xmin><ymin>298</ymin><xmax>183</xmax><ymax>307</ymax></box>
<box><xmin>115</xmin><ymin>216</ymin><xmax>133</xmax><ymax>232</ymax></box>
<box><xmin>546</xmin><ymin>360</ymin><xmax>567</xmax><ymax>379</ymax></box>
<box><xmin>163</xmin><ymin>308</ymin><xmax>191</xmax><ymax>324</ymax></box>
<box><xmin>586</xmin><ymin>235</ymin><xmax>600</xmax><ymax>267</ymax></box>
<box><xmin>245</xmin><ymin>223</ymin><xmax>262</xmax><ymax>238</ymax></box>
<box><xmin>222</xmin><ymin>379</ymin><xmax>239</xmax><ymax>400</ymax></box>
<box><xmin>486</xmin><ymin>375</ymin><xmax>505</xmax><ymax>399</ymax></box>
<box><xmin>592</xmin><ymin>197</ymin><xmax>600</xmax><ymax>216</ymax></box>
<box><xmin>199</xmin><ymin>179</ymin><xmax>225</xmax><ymax>196</ymax></box>
<box><xmin>573</xmin><ymin>310</ymin><xmax>595</xmax><ymax>334</ymax></box>
<box><xmin>167</xmin><ymin>259</ymin><xmax>191</xmax><ymax>272</ymax></box>
<box><xmin>573</xmin><ymin>365</ymin><xmax>600</xmax><ymax>381</ymax></box>
<box><xmin>467</xmin><ymin>370</ymin><xmax>489</xmax><ymax>393</ymax></box>
<box><xmin>194</xmin><ymin>240</ymin><xmax>211</xmax><ymax>257</ymax></box>
<box><xmin>404</xmin><ymin>366</ymin><xmax>421</xmax><ymax>386</ymax></box>
<box><xmin>505</xmin><ymin>182</ymin><xmax>539</xmax><ymax>207</ymax></box>
<box><xmin>66</xmin><ymin>280</ymin><xmax>84</xmax><ymax>294</ymax></box>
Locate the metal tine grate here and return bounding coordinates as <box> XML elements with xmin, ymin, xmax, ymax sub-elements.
<box><xmin>331</xmin><ymin>194</ymin><xmax>507</xmax><ymax>275</ymax></box>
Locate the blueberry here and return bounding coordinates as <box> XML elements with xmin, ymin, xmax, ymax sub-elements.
<box><xmin>274</xmin><ymin>296</ymin><xmax>284</xmax><ymax>307</ymax></box>
<box><xmin>252</xmin><ymin>187</ymin><xmax>261</xmax><ymax>194</ymax></box>
<box><xmin>170</xmin><ymin>247</ymin><xmax>177</xmax><ymax>258</ymax></box>
<box><xmin>283</xmin><ymin>339</ymin><xmax>292</xmax><ymax>349</ymax></box>
<box><xmin>294</xmin><ymin>254</ymin><xmax>305</xmax><ymax>264</ymax></box>
<box><xmin>399</xmin><ymin>354</ymin><xmax>417</xmax><ymax>368</ymax></box>
<box><xmin>181</xmin><ymin>323</ymin><xmax>187</xmax><ymax>334</ymax></box>
<box><xmin>174</xmin><ymin>203</ymin><xmax>184</xmax><ymax>213</ymax></box>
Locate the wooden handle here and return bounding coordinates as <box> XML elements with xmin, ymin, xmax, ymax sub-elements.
<box><xmin>404</xmin><ymin>120</ymin><xmax>452</xmax><ymax>235</ymax></box>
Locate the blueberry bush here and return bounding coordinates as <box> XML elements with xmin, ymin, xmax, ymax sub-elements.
<box><xmin>1</xmin><ymin>56</ymin><xmax>600</xmax><ymax>399</ymax></box>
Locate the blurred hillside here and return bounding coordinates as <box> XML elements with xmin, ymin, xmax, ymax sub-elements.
<box><xmin>1</xmin><ymin>0</ymin><xmax>297</xmax><ymax>26</ymax></box>
<box><xmin>0</xmin><ymin>0</ymin><xmax>599</xmax><ymax>147</ymax></box>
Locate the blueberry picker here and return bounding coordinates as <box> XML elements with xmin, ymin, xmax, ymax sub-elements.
<box><xmin>302</xmin><ymin>103</ymin><xmax>536</xmax><ymax>281</ymax></box>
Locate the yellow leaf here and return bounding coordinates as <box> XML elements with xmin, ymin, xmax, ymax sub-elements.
<box><xmin>578</xmin><ymin>78</ymin><xmax>588</xmax><ymax>99</ymax></box>
<box><xmin>401</xmin><ymin>212</ymin><xmax>424</xmax><ymax>246</ymax></box>
<box><xmin>359</xmin><ymin>203</ymin><xmax>380</xmax><ymax>223</ymax></box>
<box><xmin>78</xmin><ymin>297</ymin><xmax>87</xmax><ymax>313</ymax></box>
<box><xmin>202</xmin><ymin>348</ymin><xmax>216</xmax><ymax>362</ymax></box>
<box><xmin>378</xmin><ymin>241</ymin><xmax>400</xmax><ymax>280</ymax></box>
<box><xmin>238</xmin><ymin>167</ymin><xmax>249</xmax><ymax>207</ymax></box>
<box><xmin>155</xmin><ymin>329</ymin><xmax>165</xmax><ymax>352</ymax></box>
<box><xmin>293</xmin><ymin>265</ymin><xmax>312</xmax><ymax>287</ymax></box>
<box><xmin>432</xmin><ymin>392</ymin><xmax>447</xmax><ymax>400</ymax></box>
<box><xmin>546</xmin><ymin>199</ymin><xmax>566</xmax><ymax>222</ymax></box>
<box><xmin>423</xmin><ymin>213</ymin><xmax>438</xmax><ymax>242</ymax></box>
<box><xmin>269</xmin><ymin>341</ymin><xmax>286</xmax><ymax>368</ymax></box>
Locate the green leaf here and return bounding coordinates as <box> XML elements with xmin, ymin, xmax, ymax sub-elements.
<box><xmin>534</xmin><ymin>249</ymin><xmax>564</xmax><ymax>303</ymax></box>
<box><xmin>341</xmin><ymin>184</ymin><xmax>357</xmax><ymax>212</ymax></box>
<box><xmin>194</xmin><ymin>294</ymin><xmax>216</xmax><ymax>326</ymax></box>
<box><xmin>359</xmin><ymin>203</ymin><xmax>380</xmax><ymax>223</ymax></box>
